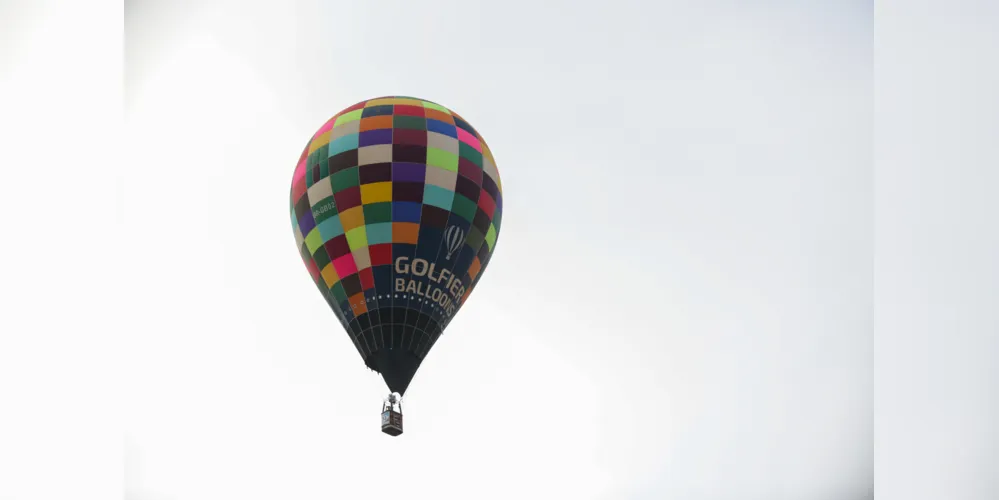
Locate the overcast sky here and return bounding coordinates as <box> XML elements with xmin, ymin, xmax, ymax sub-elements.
<box><xmin>123</xmin><ymin>1</ymin><xmax>872</xmax><ymax>498</ymax></box>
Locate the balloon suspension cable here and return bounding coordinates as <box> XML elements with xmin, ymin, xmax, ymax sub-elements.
<box><xmin>383</xmin><ymin>392</ymin><xmax>403</xmax><ymax>413</ymax></box>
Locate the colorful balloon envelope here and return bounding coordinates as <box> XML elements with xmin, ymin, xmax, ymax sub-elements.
<box><xmin>289</xmin><ymin>96</ymin><xmax>503</xmax><ymax>400</ymax></box>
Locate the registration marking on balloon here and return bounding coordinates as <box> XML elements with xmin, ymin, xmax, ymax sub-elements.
<box><xmin>289</xmin><ymin>96</ymin><xmax>503</xmax><ymax>365</ymax></box>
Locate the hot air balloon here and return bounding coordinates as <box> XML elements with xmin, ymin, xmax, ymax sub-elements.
<box><xmin>289</xmin><ymin>96</ymin><xmax>503</xmax><ymax>436</ymax></box>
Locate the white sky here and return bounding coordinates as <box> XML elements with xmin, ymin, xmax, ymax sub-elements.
<box><xmin>6</xmin><ymin>2</ymin><xmax>999</xmax><ymax>500</ymax></box>
<box><xmin>120</xmin><ymin>1</ymin><xmax>872</xmax><ymax>499</ymax></box>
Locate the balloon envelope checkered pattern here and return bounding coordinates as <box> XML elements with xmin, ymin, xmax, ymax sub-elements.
<box><xmin>290</xmin><ymin>96</ymin><xmax>503</xmax><ymax>396</ymax></box>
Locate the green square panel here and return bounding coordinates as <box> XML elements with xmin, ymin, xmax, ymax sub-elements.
<box><xmin>394</xmin><ymin>115</ymin><xmax>426</xmax><ymax>130</ymax></box>
<box><xmin>465</xmin><ymin>225</ymin><xmax>485</xmax><ymax>252</ymax></box>
<box><xmin>426</xmin><ymin>148</ymin><xmax>459</xmax><ymax>172</ymax></box>
<box><xmin>331</xmin><ymin>166</ymin><xmax>360</xmax><ymax>190</ymax></box>
<box><xmin>331</xmin><ymin>281</ymin><xmax>347</xmax><ymax>302</ymax></box>
<box><xmin>459</xmin><ymin>142</ymin><xmax>483</xmax><ymax>167</ymax></box>
<box><xmin>312</xmin><ymin>196</ymin><xmax>339</xmax><ymax>224</ymax></box>
<box><xmin>450</xmin><ymin>194</ymin><xmax>478</xmax><ymax>223</ymax></box>
<box><xmin>362</xmin><ymin>202</ymin><xmax>392</xmax><ymax>223</ymax></box>
<box><xmin>484</xmin><ymin>224</ymin><xmax>497</xmax><ymax>251</ymax></box>
<box><xmin>313</xmin><ymin>245</ymin><xmax>332</xmax><ymax>270</ymax></box>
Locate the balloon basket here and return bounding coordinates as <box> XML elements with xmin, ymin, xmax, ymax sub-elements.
<box><xmin>381</xmin><ymin>409</ymin><xmax>403</xmax><ymax>436</ymax></box>
<box><xmin>381</xmin><ymin>394</ymin><xmax>403</xmax><ymax>436</ymax></box>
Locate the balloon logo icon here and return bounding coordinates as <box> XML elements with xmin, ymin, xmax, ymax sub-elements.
<box><xmin>289</xmin><ymin>96</ymin><xmax>503</xmax><ymax>436</ymax></box>
<box><xmin>444</xmin><ymin>224</ymin><xmax>465</xmax><ymax>260</ymax></box>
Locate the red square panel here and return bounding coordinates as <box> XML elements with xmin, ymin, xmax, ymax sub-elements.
<box><xmin>324</xmin><ymin>234</ymin><xmax>351</xmax><ymax>259</ymax></box>
<box><xmin>358</xmin><ymin>267</ymin><xmax>375</xmax><ymax>290</ymax></box>
<box><xmin>341</xmin><ymin>101</ymin><xmax>367</xmax><ymax>114</ymax></box>
<box><xmin>458</xmin><ymin>158</ymin><xmax>483</xmax><ymax>184</ymax></box>
<box><xmin>477</xmin><ymin>190</ymin><xmax>496</xmax><ymax>219</ymax></box>
<box><xmin>333</xmin><ymin>185</ymin><xmax>362</xmax><ymax>211</ymax></box>
<box><xmin>394</xmin><ymin>105</ymin><xmax>425</xmax><ymax>117</ymax></box>
<box><xmin>393</xmin><ymin>128</ymin><xmax>428</xmax><ymax>147</ymax></box>
<box><xmin>368</xmin><ymin>243</ymin><xmax>392</xmax><ymax>266</ymax></box>
<box><xmin>304</xmin><ymin>257</ymin><xmax>320</xmax><ymax>283</ymax></box>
